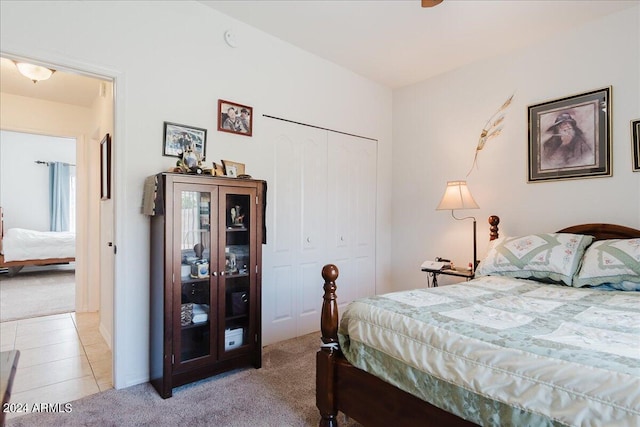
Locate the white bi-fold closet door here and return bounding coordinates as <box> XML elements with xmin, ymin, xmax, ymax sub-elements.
<box><xmin>262</xmin><ymin>118</ymin><xmax>377</xmax><ymax>345</ymax></box>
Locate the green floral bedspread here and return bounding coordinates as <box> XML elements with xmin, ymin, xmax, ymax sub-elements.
<box><xmin>338</xmin><ymin>276</ymin><xmax>640</xmax><ymax>427</ymax></box>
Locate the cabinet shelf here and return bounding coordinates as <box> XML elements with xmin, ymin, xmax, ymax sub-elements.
<box><xmin>181</xmin><ymin>321</ymin><xmax>209</xmax><ymax>330</ymax></box>
<box><xmin>225</xmin><ymin>272</ymin><xmax>249</xmax><ymax>278</ymax></box>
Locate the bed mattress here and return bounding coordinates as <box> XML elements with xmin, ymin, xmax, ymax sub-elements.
<box><xmin>338</xmin><ymin>276</ymin><xmax>640</xmax><ymax>427</ymax></box>
<box><xmin>2</xmin><ymin>227</ymin><xmax>75</xmax><ymax>262</ymax></box>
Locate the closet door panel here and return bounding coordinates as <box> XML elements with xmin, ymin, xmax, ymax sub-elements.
<box><xmin>262</xmin><ymin>119</ymin><xmax>327</xmax><ymax>345</ymax></box>
<box><xmin>262</xmin><ymin>124</ymin><xmax>302</xmax><ymax>344</ymax></box>
<box><xmin>328</xmin><ymin>133</ymin><xmax>377</xmax><ymax>304</ymax></box>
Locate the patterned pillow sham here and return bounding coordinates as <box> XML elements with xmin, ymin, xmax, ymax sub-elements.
<box><xmin>572</xmin><ymin>238</ymin><xmax>640</xmax><ymax>288</ymax></box>
<box><xmin>475</xmin><ymin>233</ymin><xmax>594</xmax><ymax>286</ymax></box>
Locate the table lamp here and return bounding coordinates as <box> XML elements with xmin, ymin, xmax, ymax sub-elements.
<box><xmin>436</xmin><ymin>181</ymin><xmax>480</xmax><ymax>271</ymax></box>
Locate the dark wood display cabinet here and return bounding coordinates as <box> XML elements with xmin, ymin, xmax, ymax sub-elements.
<box><xmin>149</xmin><ymin>173</ymin><xmax>265</xmax><ymax>398</ymax></box>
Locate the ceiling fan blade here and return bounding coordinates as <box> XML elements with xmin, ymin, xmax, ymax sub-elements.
<box><xmin>422</xmin><ymin>0</ymin><xmax>443</xmax><ymax>7</ymax></box>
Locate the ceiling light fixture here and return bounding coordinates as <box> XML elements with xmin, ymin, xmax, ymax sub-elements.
<box><xmin>14</xmin><ymin>61</ymin><xmax>55</xmax><ymax>83</ymax></box>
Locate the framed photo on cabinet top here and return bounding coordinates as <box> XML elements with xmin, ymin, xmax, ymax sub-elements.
<box><xmin>222</xmin><ymin>160</ymin><xmax>245</xmax><ymax>178</ymax></box>
<box><xmin>527</xmin><ymin>87</ymin><xmax>611</xmax><ymax>182</ymax></box>
<box><xmin>217</xmin><ymin>99</ymin><xmax>253</xmax><ymax>137</ymax></box>
<box><xmin>163</xmin><ymin>122</ymin><xmax>207</xmax><ymax>159</ymax></box>
<box><xmin>632</xmin><ymin>119</ymin><xmax>640</xmax><ymax>172</ymax></box>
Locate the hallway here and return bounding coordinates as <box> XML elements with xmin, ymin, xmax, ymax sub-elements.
<box><xmin>1</xmin><ymin>312</ymin><xmax>111</xmax><ymax>421</ymax></box>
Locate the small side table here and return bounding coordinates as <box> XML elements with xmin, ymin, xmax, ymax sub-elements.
<box><xmin>421</xmin><ymin>267</ymin><xmax>474</xmax><ymax>287</ymax></box>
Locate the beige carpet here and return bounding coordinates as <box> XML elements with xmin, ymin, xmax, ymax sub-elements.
<box><xmin>0</xmin><ymin>269</ymin><xmax>75</xmax><ymax>322</ymax></box>
<box><xmin>6</xmin><ymin>332</ymin><xmax>361</xmax><ymax>427</ymax></box>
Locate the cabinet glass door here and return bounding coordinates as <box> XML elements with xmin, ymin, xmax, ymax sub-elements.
<box><xmin>175</xmin><ymin>187</ymin><xmax>216</xmax><ymax>366</ymax></box>
<box><xmin>219</xmin><ymin>187</ymin><xmax>256</xmax><ymax>355</ymax></box>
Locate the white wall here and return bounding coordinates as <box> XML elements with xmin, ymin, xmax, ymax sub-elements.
<box><xmin>0</xmin><ymin>1</ymin><xmax>393</xmax><ymax>389</ymax></box>
<box><xmin>392</xmin><ymin>7</ymin><xmax>640</xmax><ymax>290</ymax></box>
<box><xmin>0</xmin><ymin>130</ymin><xmax>75</xmax><ymax>231</ymax></box>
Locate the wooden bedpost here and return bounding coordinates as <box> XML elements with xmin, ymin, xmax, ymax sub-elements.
<box><xmin>317</xmin><ymin>264</ymin><xmax>340</xmax><ymax>427</ymax></box>
<box><xmin>489</xmin><ymin>215</ymin><xmax>500</xmax><ymax>241</ymax></box>
<box><xmin>320</xmin><ymin>264</ymin><xmax>339</xmax><ymax>345</ymax></box>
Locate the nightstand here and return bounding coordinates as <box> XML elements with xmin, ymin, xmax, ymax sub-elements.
<box><xmin>421</xmin><ymin>266</ymin><xmax>474</xmax><ymax>287</ymax></box>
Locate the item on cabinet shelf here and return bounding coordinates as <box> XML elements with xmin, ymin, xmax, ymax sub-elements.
<box><xmin>225</xmin><ymin>327</ymin><xmax>244</xmax><ymax>350</ymax></box>
<box><xmin>193</xmin><ymin>243</ymin><xmax>204</xmax><ymax>259</ymax></box>
<box><xmin>230</xmin><ymin>205</ymin><xmax>245</xmax><ymax>227</ymax></box>
<box><xmin>237</xmin><ymin>174</ymin><xmax>252</xmax><ymax>179</ymax></box>
<box><xmin>231</xmin><ymin>292</ymin><xmax>249</xmax><ymax>316</ymax></box>
<box><xmin>227</xmin><ymin>245</ymin><xmax>249</xmax><ymax>273</ymax></box>
<box><xmin>212</xmin><ymin>162</ymin><xmax>225</xmax><ymax>176</ymax></box>
<box><xmin>221</xmin><ymin>160</ymin><xmax>246</xmax><ymax>177</ymax></box>
<box><xmin>191</xmin><ymin>259</ymin><xmax>209</xmax><ymax>278</ymax></box>
<box><xmin>181</xmin><ymin>264</ymin><xmax>191</xmax><ymax>278</ymax></box>
<box><xmin>181</xmin><ymin>303</ymin><xmax>193</xmax><ymax>326</ymax></box>
<box><xmin>192</xmin><ymin>304</ymin><xmax>209</xmax><ymax>324</ymax></box>
<box><xmin>225</xmin><ymin>250</ymin><xmax>238</xmax><ymax>274</ymax></box>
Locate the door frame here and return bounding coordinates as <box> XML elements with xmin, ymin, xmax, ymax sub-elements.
<box><xmin>1</xmin><ymin>49</ymin><xmax>123</xmax><ymax>386</ymax></box>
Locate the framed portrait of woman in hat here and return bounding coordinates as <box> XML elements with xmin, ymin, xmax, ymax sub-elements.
<box><xmin>527</xmin><ymin>87</ymin><xmax>611</xmax><ymax>182</ymax></box>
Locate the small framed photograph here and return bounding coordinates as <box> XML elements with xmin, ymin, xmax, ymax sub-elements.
<box><xmin>222</xmin><ymin>160</ymin><xmax>245</xmax><ymax>178</ymax></box>
<box><xmin>163</xmin><ymin>122</ymin><xmax>207</xmax><ymax>159</ymax></box>
<box><xmin>528</xmin><ymin>87</ymin><xmax>611</xmax><ymax>182</ymax></box>
<box><xmin>217</xmin><ymin>99</ymin><xmax>253</xmax><ymax>137</ymax></box>
<box><xmin>100</xmin><ymin>133</ymin><xmax>111</xmax><ymax>200</ymax></box>
<box><xmin>632</xmin><ymin>119</ymin><xmax>640</xmax><ymax>172</ymax></box>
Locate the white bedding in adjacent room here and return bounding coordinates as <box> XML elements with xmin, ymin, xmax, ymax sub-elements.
<box><xmin>2</xmin><ymin>227</ymin><xmax>75</xmax><ymax>262</ymax></box>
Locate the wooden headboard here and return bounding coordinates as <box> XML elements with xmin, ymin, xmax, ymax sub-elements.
<box><xmin>488</xmin><ymin>215</ymin><xmax>640</xmax><ymax>241</ymax></box>
<box><xmin>557</xmin><ymin>223</ymin><xmax>640</xmax><ymax>240</ymax></box>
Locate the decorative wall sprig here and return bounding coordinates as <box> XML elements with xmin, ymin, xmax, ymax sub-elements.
<box><xmin>467</xmin><ymin>94</ymin><xmax>514</xmax><ymax>177</ymax></box>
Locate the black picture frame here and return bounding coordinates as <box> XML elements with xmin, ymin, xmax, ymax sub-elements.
<box><xmin>217</xmin><ymin>99</ymin><xmax>253</xmax><ymax>137</ymax></box>
<box><xmin>163</xmin><ymin>122</ymin><xmax>207</xmax><ymax>159</ymax></box>
<box><xmin>100</xmin><ymin>133</ymin><xmax>111</xmax><ymax>200</ymax></box>
<box><xmin>528</xmin><ymin>87</ymin><xmax>611</xmax><ymax>182</ymax></box>
<box><xmin>632</xmin><ymin>119</ymin><xmax>640</xmax><ymax>172</ymax></box>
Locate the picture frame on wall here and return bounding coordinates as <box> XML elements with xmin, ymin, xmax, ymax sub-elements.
<box><xmin>100</xmin><ymin>133</ymin><xmax>111</xmax><ymax>200</ymax></box>
<box><xmin>217</xmin><ymin>99</ymin><xmax>253</xmax><ymax>137</ymax></box>
<box><xmin>527</xmin><ymin>87</ymin><xmax>611</xmax><ymax>182</ymax></box>
<box><xmin>632</xmin><ymin>119</ymin><xmax>640</xmax><ymax>172</ymax></box>
<box><xmin>163</xmin><ymin>122</ymin><xmax>207</xmax><ymax>159</ymax></box>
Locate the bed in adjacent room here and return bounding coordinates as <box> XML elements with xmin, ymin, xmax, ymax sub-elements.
<box><xmin>316</xmin><ymin>217</ymin><xmax>640</xmax><ymax>427</ymax></box>
<box><xmin>0</xmin><ymin>207</ymin><xmax>75</xmax><ymax>275</ymax></box>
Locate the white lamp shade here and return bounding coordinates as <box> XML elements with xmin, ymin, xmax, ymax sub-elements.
<box><xmin>436</xmin><ymin>181</ymin><xmax>479</xmax><ymax>210</ymax></box>
<box><xmin>15</xmin><ymin>62</ymin><xmax>54</xmax><ymax>83</ymax></box>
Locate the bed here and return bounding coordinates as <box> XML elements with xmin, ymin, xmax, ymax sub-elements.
<box><xmin>316</xmin><ymin>216</ymin><xmax>640</xmax><ymax>427</ymax></box>
<box><xmin>0</xmin><ymin>207</ymin><xmax>75</xmax><ymax>275</ymax></box>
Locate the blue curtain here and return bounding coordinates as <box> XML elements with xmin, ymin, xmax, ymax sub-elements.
<box><xmin>50</xmin><ymin>162</ymin><xmax>70</xmax><ymax>231</ymax></box>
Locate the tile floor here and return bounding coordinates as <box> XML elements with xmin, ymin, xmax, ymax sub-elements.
<box><xmin>0</xmin><ymin>312</ymin><xmax>112</xmax><ymax>421</ymax></box>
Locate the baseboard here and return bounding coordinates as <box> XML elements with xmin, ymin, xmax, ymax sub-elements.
<box><xmin>99</xmin><ymin>321</ymin><xmax>112</xmax><ymax>350</ymax></box>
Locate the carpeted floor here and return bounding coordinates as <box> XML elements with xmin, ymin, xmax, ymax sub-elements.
<box><xmin>0</xmin><ymin>269</ymin><xmax>75</xmax><ymax>322</ymax></box>
<box><xmin>6</xmin><ymin>332</ymin><xmax>361</xmax><ymax>427</ymax></box>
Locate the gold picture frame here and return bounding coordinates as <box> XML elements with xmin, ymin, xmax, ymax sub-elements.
<box><xmin>221</xmin><ymin>160</ymin><xmax>245</xmax><ymax>178</ymax></box>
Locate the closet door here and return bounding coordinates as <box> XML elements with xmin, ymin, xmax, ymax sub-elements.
<box><xmin>327</xmin><ymin>133</ymin><xmax>377</xmax><ymax>310</ymax></box>
<box><xmin>262</xmin><ymin>120</ymin><xmax>327</xmax><ymax>344</ymax></box>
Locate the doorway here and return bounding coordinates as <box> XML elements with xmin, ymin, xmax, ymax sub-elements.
<box><xmin>0</xmin><ymin>54</ymin><xmax>115</xmax><ymax>411</ymax></box>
